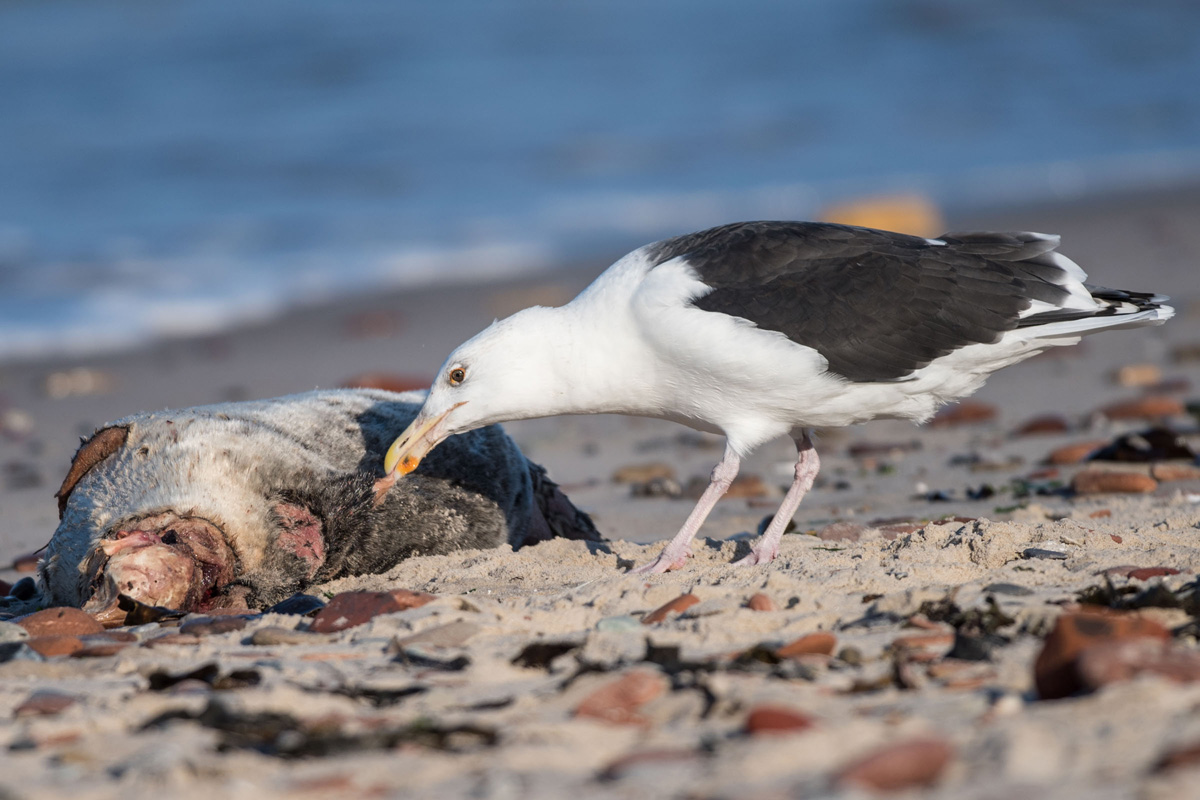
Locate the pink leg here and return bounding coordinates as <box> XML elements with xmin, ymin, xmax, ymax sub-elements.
<box><xmin>630</xmin><ymin>446</ymin><xmax>741</xmax><ymax>574</ymax></box>
<box><xmin>734</xmin><ymin>432</ymin><xmax>819</xmax><ymax>566</ymax></box>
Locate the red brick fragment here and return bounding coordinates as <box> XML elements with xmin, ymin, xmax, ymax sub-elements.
<box><xmin>929</xmin><ymin>401</ymin><xmax>996</xmax><ymax>428</ymax></box>
<box><xmin>1099</xmin><ymin>395</ymin><xmax>1185</xmax><ymax>420</ymax></box>
<box><xmin>777</xmin><ymin>632</ymin><xmax>837</xmax><ymax>657</ymax></box>
<box><xmin>1015</xmin><ymin>415</ymin><xmax>1071</xmax><ymax>436</ymax></box>
<box><xmin>1047</xmin><ymin>441</ymin><xmax>1106</xmax><ymax>465</ymax></box>
<box><xmin>15</xmin><ymin>607</ymin><xmax>104</xmax><ymax>637</ymax></box>
<box><xmin>1071</xmin><ymin>470</ymin><xmax>1157</xmax><ymax>495</ymax></box>
<box><xmin>26</xmin><ymin>636</ymin><xmax>85</xmax><ymax>658</ymax></box>
<box><xmin>642</xmin><ymin>593</ymin><xmax>699</xmax><ymax>624</ymax></box>
<box><xmin>744</xmin><ymin>705</ymin><xmax>816</xmax><ymax>735</ymax></box>
<box><xmin>14</xmin><ymin>692</ymin><xmax>76</xmax><ymax>717</ymax></box>
<box><xmin>574</xmin><ymin>670</ymin><xmax>668</xmax><ymax>726</ymax></box>
<box><xmin>1151</xmin><ymin>463</ymin><xmax>1200</xmax><ymax>482</ymax></box>
<box><xmin>1034</xmin><ymin>608</ymin><xmax>1170</xmax><ymax>700</ymax></box>
<box><xmin>746</xmin><ymin>593</ymin><xmax>777</xmax><ymax>612</ymax></box>
<box><xmin>310</xmin><ymin>589</ymin><xmax>436</xmax><ymax>634</ymax></box>
<box><xmin>837</xmin><ymin>738</ymin><xmax>955</xmax><ymax>791</ymax></box>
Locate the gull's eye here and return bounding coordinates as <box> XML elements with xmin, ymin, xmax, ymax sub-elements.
<box><xmin>449</xmin><ymin>367</ymin><xmax>466</xmax><ymax>385</ymax></box>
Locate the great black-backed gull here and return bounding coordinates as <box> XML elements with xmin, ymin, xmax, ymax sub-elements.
<box><xmin>379</xmin><ymin>221</ymin><xmax>1173</xmax><ymax>573</ymax></box>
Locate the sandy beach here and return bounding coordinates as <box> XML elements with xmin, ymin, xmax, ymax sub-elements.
<box><xmin>1</xmin><ymin>188</ymin><xmax>1200</xmax><ymax>798</ymax></box>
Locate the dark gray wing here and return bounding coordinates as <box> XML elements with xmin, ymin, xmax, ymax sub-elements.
<box><xmin>648</xmin><ymin>222</ymin><xmax>1077</xmax><ymax>382</ymax></box>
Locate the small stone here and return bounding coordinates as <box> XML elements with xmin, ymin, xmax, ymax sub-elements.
<box><xmin>595</xmin><ymin>615</ymin><xmax>643</xmax><ymax>633</ymax></box>
<box><xmin>26</xmin><ymin>635</ymin><xmax>84</xmax><ymax>658</ymax></box>
<box><xmin>838</xmin><ymin>647</ymin><xmax>863</xmax><ymax>666</ymax></box>
<box><xmin>1046</xmin><ymin>441</ymin><xmax>1106</xmax><ymax>465</ymax></box>
<box><xmin>984</xmin><ymin>582</ymin><xmax>1034</xmax><ymax>596</ymax></box>
<box><xmin>266</xmin><ymin>594</ymin><xmax>326</xmax><ymax>616</ymax></box>
<box><xmin>574</xmin><ymin>669</ymin><xmax>668</xmax><ymax>725</ymax></box>
<box><xmin>250</xmin><ymin>626</ymin><xmax>329</xmax><ymax>646</ymax></box>
<box><xmin>642</xmin><ymin>593</ymin><xmax>700</xmax><ymax>624</ymax></box>
<box><xmin>15</xmin><ymin>607</ymin><xmax>104</xmax><ymax>637</ymax></box>
<box><xmin>11</xmin><ymin>550</ymin><xmax>40</xmax><ymax>572</ymax></box>
<box><xmin>1072</xmin><ymin>470</ymin><xmax>1158</xmax><ymax>495</ymax></box>
<box><xmin>1089</xmin><ymin>509</ymin><xmax>1112</xmax><ymax>519</ymax></box>
<box><xmin>743</xmin><ymin>705</ymin><xmax>816</xmax><ymax>735</ymax></box>
<box><xmin>14</xmin><ymin>692</ymin><xmax>76</xmax><ymax>717</ymax></box>
<box><xmin>1014</xmin><ymin>415</ymin><xmax>1071</xmax><ymax>436</ymax></box>
<box><xmin>612</xmin><ymin>463</ymin><xmax>675</xmax><ymax>484</ymax></box>
<box><xmin>309</xmin><ymin>589</ymin><xmax>436</xmax><ymax>634</ymax></box>
<box><xmin>1076</xmin><ymin>638</ymin><xmax>1200</xmax><ymax>689</ymax></box>
<box><xmin>1152</xmin><ymin>463</ymin><xmax>1200</xmax><ymax>482</ymax></box>
<box><xmin>818</xmin><ymin>522</ymin><xmax>865</xmax><ymax>542</ymax></box>
<box><xmin>1114</xmin><ymin>364</ymin><xmax>1162</xmax><ymax>388</ymax></box>
<box><xmin>746</xmin><ymin>593</ymin><xmax>777</xmax><ymax>612</ymax></box>
<box><xmin>393</xmin><ymin>620</ymin><xmax>480</xmax><ymax>649</ymax></box>
<box><xmin>339</xmin><ymin>372</ymin><xmax>430</xmax><ymax>393</ymax></box>
<box><xmin>179</xmin><ymin>616</ymin><xmax>250</xmax><ymax>636</ymax></box>
<box><xmin>72</xmin><ymin>642</ymin><xmax>129</xmax><ymax>658</ymax></box>
<box><xmin>1034</xmin><ymin>608</ymin><xmax>1170</xmax><ymax>700</ymax></box>
<box><xmin>1092</xmin><ymin>428</ymin><xmax>1195</xmax><ymax>462</ymax></box>
<box><xmin>1127</xmin><ymin>567</ymin><xmax>1182</xmax><ymax>581</ymax></box>
<box><xmin>929</xmin><ymin>401</ymin><xmax>997</xmax><ymax>428</ymax></box>
<box><xmin>0</xmin><ymin>621</ymin><xmax>30</xmax><ymax>642</ymax></box>
<box><xmin>724</xmin><ymin>474</ymin><xmax>770</xmax><ymax>499</ymax></box>
<box><xmin>1023</xmin><ymin>547</ymin><xmax>1068</xmax><ymax>560</ymax></box>
<box><xmin>629</xmin><ymin>476</ymin><xmax>682</xmax><ymax>498</ymax></box>
<box><xmin>837</xmin><ymin>738</ymin><xmax>955</xmax><ymax>791</ymax></box>
<box><xmin>777</xmin><ymin>632</ymin><xmax>837</xmax><ymax>657</ymax></box>
<box><xmin>1099</xmin><ymin>395</ymin><xmax>1185</xmax><ymax>420</ymax></box>
<box><xmin>1111</xmin><ymin>534</ymin><xmax>1123</xmax><ymax>544</ymax></box>
<box><xmin>143</xmin><ymin>633</ymin><xmax>204</xmax><ymax>647</ymax></box>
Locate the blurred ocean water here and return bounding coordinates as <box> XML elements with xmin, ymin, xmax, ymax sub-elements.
<box><xmin>1</xmin><ymin>0</ymin><xmax>1198</xmax><ymax>358</ymax></box>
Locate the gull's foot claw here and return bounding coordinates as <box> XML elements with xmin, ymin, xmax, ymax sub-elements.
<box><xmin>629</xmin><ymin>547</ymin><xmax>690</xmax><ymax>574</ymax></box>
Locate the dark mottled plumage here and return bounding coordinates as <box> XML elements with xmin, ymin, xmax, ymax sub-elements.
<box><xmin>646</xmin><ymin>221</ymin><xmax>1164</xmax><ymax>382</ymax></box>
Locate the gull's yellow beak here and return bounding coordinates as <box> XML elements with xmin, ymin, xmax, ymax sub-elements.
<box><xmin>382</xmin><ymin>402</ymin><xmax>467</xmax><ymax>477</ymax></box>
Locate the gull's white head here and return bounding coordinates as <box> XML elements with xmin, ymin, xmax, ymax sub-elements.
<box><xmin>383</xmin><ymin>306</ymin><xmax>575</xmax><ymax>477</ymax></box>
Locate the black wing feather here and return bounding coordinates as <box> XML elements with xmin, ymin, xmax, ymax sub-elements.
<box><xmin>648</xmin><ymin>222</ymin><xmax>1077</xmax><ymax>382</ymax></box>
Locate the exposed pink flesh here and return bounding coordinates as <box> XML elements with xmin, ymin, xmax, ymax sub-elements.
<box><xmin>85</xmin><ymin>513</ymin><xmax>237</xmax><ymax>614</ymax></box>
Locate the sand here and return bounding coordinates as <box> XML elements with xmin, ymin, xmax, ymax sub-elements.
<box><xmin>1</xmin><ymin>187</ymin><xmax>1199</xmax><ymax>798</ymax></box>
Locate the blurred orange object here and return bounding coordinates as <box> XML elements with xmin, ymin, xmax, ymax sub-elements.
<box><xmin>819</xmin><ymin>193</ymin><xmax>945</xmax><ymax>237</ymax></box>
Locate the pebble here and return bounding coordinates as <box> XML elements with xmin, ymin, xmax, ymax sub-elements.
<box><xmin>838</xmin><ymin>647</ymin><xmax>863</xmax><ymax>666</ymax></box>
<box><xmin>1071</xmin><ymin>470</ymin><xmax>1158</xmax><ymax>495</ymax></box>
<box><xmin>836</xmin><ymin>738</ymin><xmax>955</xmax><ymax>791</ymax></box>
<box><xmin>1023</xmin><ymin>548</ymin><xmax>1068</xmax><ymax>560</ymax></box>
<box><xmin>1098</xmin><ymin>395</ymin><xmax>1185</xmax><ymax>420</ymax></box>
<box><xmin>309</xmin><ymin>589</ymin><xmax>437</xmax><ymax>634</ymax></box>
<box><xmin>1047</xmin><ymin>441</ymin><xmax>1106</xmax><ymax>465</ymax></box>
<box><xmin>0</xmin><ymin>621</ymin><xmax>30</xmax><ymax>642</ymax></box>
<box><xmin>1113</xmin><ymin>363</ymin><xmax>1162</xmax><ymax>388</ymax></box>
<box><xmin>777</xmin><ymin>632</ymin><xmax>837</xmax><ymax>657</ymax></box>
<box><xmin>14</xmin><ymin>692</ymin><xmax>76</xmax><ymax>717</ymax></box>
<box><xmin>1127</xmin><ymin>567</ymin><xmax>1182</xmax><ymax>581</ymax></box>
<box><xmin>642</xmin><ymin>594</ymin><xmax>700</xmax><ymax>624</ymax></box>
<box><xmin>629</xmin><ymin>476</ymin><xmax>682</xmax><ymax>499</ymax></box>
<box><xmin>595</xmin><ymin>615</ymin><xmax>643</xmax><ymax>633</ymax></box>
<box><xmin>250</xmin><ymin>626</ymin><xmax>329</xmax><ymax>646</ymax></box>
<box><xmin>611</xmin><ymin>462</ymin><xmax>675</xmax><ymax>484</ymax></box>
<box><xmin>0</xmin><ymin>642</ymin><xmax>44</xmax><ymax>663</ymax></box>
<box><xmin>339</xmin><ymin>372</ymin><xmax>431</xmax><ymax>393</ymax></box>
<box><xmin>1092</xmin><ymin>428</ymin><xmax>1194</xmax><ymax>462</ymax></box>
<box><xmin>265</xmin><ymin>594</ymin><xmax>327</xmax><ymax>616</ymax></box>
<box><xmin>26</xmin><ymin>636</ymin><xmax>85</xmax><ymax>658</ymax></box>
<box><xmin>11</xmin><ymin>551</ymin><xmax>40</xmax><ymax>573</ymax></box>
<box><xmin>73</xmin><ymin>641</ymin><xmax>130</xmax><ymax>658</ymax></box>
<box><xmin>1089</xmin><ymin>509</ymin><xmax>1112</xmax><ymax>519</ymax></box>
<box><xmin>984</xmin><ymin>582</ymin><xmax>1034</xmax><ymax>596</ymax></box>
<box><xmin>1152</xmin><ymin>463</ymin><xmax>1200</xmax><ymax>482</ymax></box>
<box><xmin>743</xmin><ymin>705</ymin><xmax>815</xmax><ymax>735</ymax></box>
<box><xmin>1076</xmin><ymin>638</ymin><xmax>1200</xmax><ymax>690</ymax></box>
<box><xmin>0</xmin><ymin>408</ymin><xmax>34</xmax><ymax>438</ymax></box>
<box><xmin>179</xmin><ymin>616</ymin><xmax>251</xmax><ymax>637</ymax></box>
<box><xmin>746</xmin><ymin>593</ymin><xmax>777</xmax><ymax>612</ymax></box>
<box><xmin>1014</xmin><ymin>415</ymin><xmax>1071</xmax><ymax>436</ymax></box>
<box><xmin>574</xmin><ymin>669</ymin><xmax>668</xmax><ymax>726</ymax></box>
<box><xmin>723</xmin><ymin>474</ymin><xmax>770</xmax><ymax>499</ymax></box>
<box><xmin>393</xmin><ymin>620</ymin><xmax>480</xmax><ymax>649</ymax></box>
<box><xmin>15</xmin><ymin>607</ymin><xmax>105</xmax><ymax>637</ymax></box>
<box><xmin>1034</xmin><ymin>608</ymin><xmax>1171</xmax><ymax>699</ymax></box>
<box><xmin>928</xmin><ymin>400</ymin><xmax>997</xmax><ymax>428</ymax></box>
<box><xmin>818</xmin><ymin>522</ymin><xmax>865</xmax><ymax>542</ymax></box>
